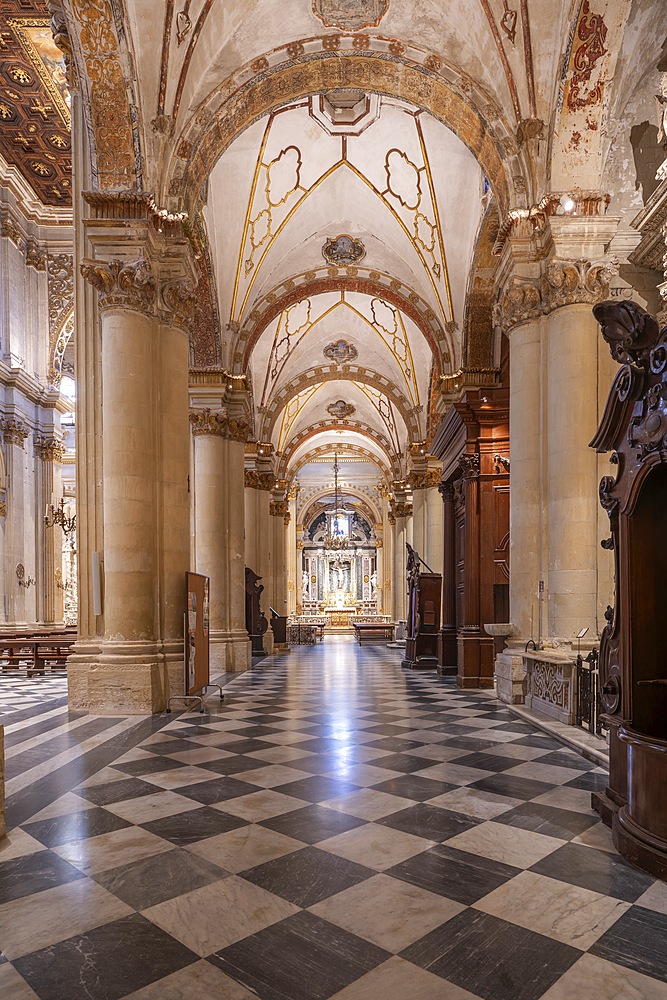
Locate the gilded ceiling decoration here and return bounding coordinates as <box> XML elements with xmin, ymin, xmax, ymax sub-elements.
<box><xmin>312</xmin><ymin>0</ymin><xmax>389</xmax><ymax>32</ymax></box>
<box><xmin>322</xmin><ymin>234</ymin><xmax>366</xmax><ymax>266</ymax></box>
<box><xmin>0</xmin><ymin>5</ymin><xmax>71</xmax><ymax>206</ymax></box>
<box><xmin>323</xmin><ymin>339</ymin><xmax>358</xmax><ymax>363</ymax></box>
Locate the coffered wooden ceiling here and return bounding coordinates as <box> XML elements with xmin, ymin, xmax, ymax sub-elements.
<box><xmin>0</xmin><ymin>0</ymin><xmax>71</xmax><ymax>206</ymax></box>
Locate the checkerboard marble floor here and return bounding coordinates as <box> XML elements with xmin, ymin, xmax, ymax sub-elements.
<box><xmin>2</xmin><ymin>638</ymin><xmax>667</xmax><ymax>1000</ymax></box>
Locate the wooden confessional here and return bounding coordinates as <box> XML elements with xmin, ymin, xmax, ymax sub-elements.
<box><xmin>591</xmin><ymin>299</ymin><xmax>667</xmax><ymax>878</ymax></box>
<box><xmin>401</xmin><ymin>543</ymin><xmax>442</xmax><ymax>670</ymax></box>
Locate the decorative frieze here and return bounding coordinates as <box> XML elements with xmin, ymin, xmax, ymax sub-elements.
<box><xmin>189</xmin><ymin>408</ymin><xmax>225</xmax><ymax>436</ymax></box>
<box><xmin>34</xmin><ymin>435</ymin><xmax>66</xmax><ymax>463</ymax></box>
<box><xmin>1</xmin><ymin>416</ymin><xmax>29</xmax><ymax>447</ymax></box>
<box><xmin>80</xmin><ymin>258</ymin><xmax>156</xmax><ymax>316</ymax></box>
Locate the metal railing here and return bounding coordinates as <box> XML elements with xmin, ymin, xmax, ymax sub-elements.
<box><xmin>575</xmin><ymin>647</ymin><xmax>606</xmax><ymax>737</ymax></box>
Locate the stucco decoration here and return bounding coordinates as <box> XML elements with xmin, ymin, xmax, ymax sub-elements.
<box><xmin>324</xmin><ymin>339</ymin><xmax>358</xmax><ymax>363</ymax></box>
<box><xmin>327</xmin><ymin>399</ymin><xmax>356</xmax><ymax>419</ymax></box>
<box><xmin>322</xmin><ymin>234</ymin><xmax>366</xmax><ymax>266</ymax></box>
<box><xmin>312</xmin><ymin>0</ymin><xmax>389</xmax><ymax>31</ymax></box>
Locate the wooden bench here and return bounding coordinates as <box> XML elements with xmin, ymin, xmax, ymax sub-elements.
<box><xmin>0</xmin><ymin>634</ymin><xmax>76</xmax><ymax>674</ymax></box>
<box><xmin>353</xmin><ymin>623</ymin><xmax>395</xmax><ymax>644</ymax></box>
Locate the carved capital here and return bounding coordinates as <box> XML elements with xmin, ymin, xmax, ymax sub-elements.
<box><xmin>393</xmin><ymin>502</ymin><xmax>413</xmax><ymax>518</ymax></box>
<box><xmin>459</xmin><ymin>452</ymin><xmax>480</xmax><ymax>480</ymax></box>
<box><xmin>223</xmin><ymin>417</ymin><xmax>251</xmax><ymax>443</ymax></box>
<box><xmin>270</xmin><ymin>500</ymin><xmax>290</xmax><ymax>523</ymax></box>
<box><xmin>496</xmin><ymin>274</ymin><xmax>542</xmax><ymax>333</ymax></box>
<box><xmin>34</xmin><ymin>435</ymin><xmax>66</xmax><ymax>463</ymax></box>
<box><xmin>438</xmin><ymin>482</ymin><xmax>455</xmax><ymax>502</ymax></box>
<box><xmin>160</xmin><ymin>278</ymin><xmax>196</xmax><ymax>330</ymax></box>
<box><xmin>189</xmin><ymin>408</ymin><xmax>225</xmax><ymax>436</ymax></box>
<box><xmin>1</xmin><ymin>416</ymin><xmax>29</xmax><ymax>448</ymax></box>
<box><xmin>245</xmin><ymin>470</ymin><xmax>276</xmax><ymax>490</ymax></box>
<box><xmin>541</xmin><ymin>257</ymin><xmax>619</xmax><ymax>311</ymax></box>
<box><xmin>409</xmin><ymin>469</ymin><xmax>442</xmax><ymax>490</ymax></box>
<box><xmin>375</xmin><ymin>538</ymin><xmax>383</xmax><ymax>548</ymax></box>
<box><xmin>80</xmin><ymin>259</ymin><xmax>156</xmax><ymax>316</ymax></box>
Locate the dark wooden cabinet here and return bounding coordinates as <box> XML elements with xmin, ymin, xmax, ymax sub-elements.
<box><xmin>591</xmin><ymin>300</ymin><xmax>667</xmax><ymax>879</ymax></box>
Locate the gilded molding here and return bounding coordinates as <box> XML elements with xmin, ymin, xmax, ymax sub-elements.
<box><xmin>408</xmin><ymin>469</ymin><xmax>442</xmax><ymax>490</ymax></box>
<box><xmin>80</xmin><ymin>259</ymin><xmax>156</xmax><ymax>316</ymax></box>
<box><xmin>245</xmin><ymin>470</ymin><xmax>276</xmax><ymax>490</ymax></box>
<box><xmin>270</xmin><ymin>500</ymin><xmax>290</xmax><ymax>523</ymax></box>
<box><xmin>189</xmin><ymin>408</ymin><xmax>225</xmax><ymax>436</ymax></box>
<box><xmin>375</xmin><ymin>538</ymin><xmax>383</xmax><ymax>548</ymax></box>
<box><xmin>1</xmin><ymin>416</ymin><xmax>29</xmax><ymax>447</ymax></box>
<box><xmin>34</xmin><ymin>435</ymin><xmax>66</xmax><ymax>463</ymax></box>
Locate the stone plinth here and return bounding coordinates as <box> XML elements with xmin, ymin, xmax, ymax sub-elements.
<box><xmin>494</xmin><ymin>644</ymin><xmax>527</xmax><ymax>704</ymax></box>
<box><xmin>523</xmin><ymin>650</ymin><xmax>577</xmax><ymax>725</ymax></box>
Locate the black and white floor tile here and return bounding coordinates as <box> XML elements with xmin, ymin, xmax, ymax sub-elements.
<box><xmin>1</xmin><ymin>638</ymin><xmax>667</xmax><ymax>1000</ymax></box>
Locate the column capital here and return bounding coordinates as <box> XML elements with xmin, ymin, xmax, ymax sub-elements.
<box><xmin>496</xmin><ymin>253</ymin><xmax>619</xmax><ymax>335</ymax></box>
<box><xmin>408</xmin><ymin>469</ymin><xmax>442</xmax><ymax>490</ymax></box>
<box><xmin>160</xmin><ymin>278</ymin><xmax>196</xmax><ymax>331</ymax></box>
<box><xmin>80</xmin><ymin>258</ymin><xmax>156</xmax><ymax>317</ymax></box>
<box><xmin>459</xmin><ymin>452</ymin><xmax>480</xmax><ymax>480</ymax></box>
<box><xmin>189</xmin><ymin>408</ymin><xmax>226</xmax><ymax>436</ymax></box>
<box><xmin>438</xmin><ymin>482</ymin><xmax>455</xmax><ymax>502</ymax></box>
<box><xmin>270</xmin><ymin>500</ymin><xmax>290</xmax><ymax>524</ymax></box>
<box><xmin>1</xmin><ymin>416</ymin><xmax>29</xmax><ymax>448</ymax></box>
<box><xmin>34</xmin><ymin>434</ymin><xmax>66</xmax><ymax>463</ymax></box>
<box><xmin>245</xmin><ymin>470</ymin><xmax>276</xmax><ymax>490</ymax></box>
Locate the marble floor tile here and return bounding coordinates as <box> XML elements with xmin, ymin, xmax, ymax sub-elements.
<box><xmin>635</xmin><ymin>880</ymin><xmax>667</xmax><ymax>916</ymax></box>
<box><xmin>388</xmin><ymin>843</ymin><xmax>520</xmax><ymax>905</ymax></box>
<box><xmin>210</xmin><ymin>910</ymin><xmax>390</xmax><ymax>1000</ymax></box>
<box><xmin>93</xmin><ymin>846</ymin><xmax>229</xmax><ymax>909</ymax></box>
<box><xmin>53</xmin><ymin>825</ymin><xmax>173</xmax><ymax>875</ymax></box>
<box><xmin>141</xmin><ymin>805</ymin><xmax>248</xmax><ymax>845</ymax></box>
<box><xmin>539</xmin><ymin>952</ymin><xmax>667</xmax><ymax>1000</ymax></box>
<box><xmin>378</xmin><ymin>802</ymin><xmax>479</xmax><ymax>842</ymax></box>
<box><xmin>495</xmin><ymin>801</ymin><xmax>600</xmax><ymax>840</ymax></box>
<box><xmin>0</xmin><ymin>849</ymin><xmax>84</xmax><ymax>902</ymax></box>
<box><xmin>371</xmin><ymin>774</ymin><xmax>456</xmax><ymax>801</ymax></box>
<box><xmin>218</xmin><ymin>788</ymin><xmax>310</xmax><ymax>821</ymax></box>
<box><xmin>503</xmin><ymin>761</ymin><xmax>588</xmax><ymax>785</ymax></box>
<box><xmin>328</xmin><ymin>955</ymin><xmax>479</xmax><ymax>1000</ymax></box>
<box><xmin>321</xmin><ymin>788</ymin><xmax>416</xmax><ymax>821</ymax></box>
<box><xmin>175</xmin><ymin>776</ymin><xmax>259</xmax><ymax>805</ymax></box>
<box><xmin>187</xmin><ymin>822</ymin><xmax>303</xmax><ymax>873</ymax></box>
<box><xmin>309</xmin><ymin>872</ymin><xmax>464</xmax><ymax>952</ymax></box>
<box><xmin>242</xmin><ymin>845</ymin><xmax>375</xmax><ymax>906</ymax></box>
<box><xmin>13</xmin><ymin>912</ymin><xmax>199</xmax><ymax>1000</ymax></box>
<box><xmin>104</xmin><ymin>789</ymin><xmax>203</xmax><ymax>824</ymax></box>
<box><xmin>0</xmin><ymin>876</ymin><xmax>133</xmax><ymax>960</ymax></box>
<box><xmin>75</xmin><ymin>776</ymin><xmax>160</xmax><ymax>807</ymax></box>
<box><xmin>482</xmin><ymin>743</ymin><xmax>553</xmax><ymax>761</ymax></box>
<box><xmin>570</xmin><ymin>820</ymin><xmax>616</xmax><ymax>854</ymax></box>
<box><xmin>402</xmin><ymin>908</ymin><xmax>580</xmax><ymax>1000</ymax></box>
<box><xmin>590</xmin><ymin>905</ymin><xmax>667</xmax><ymax>981</ymax></box>
<box><xmin>143</xmin><ymin>874</ymin><xmax>299</xmax><ymax>956</ymax></box>
<box><xmin>140</xmin><ymin>766</ymin><xmax>225</xmax><ymax>789</ymax></box>
<box><xmin>0</xmin><ymin>963</ymin><xmax>40</xmax><ymax>999</ymax></box>
<box><xmin>230</xmin><ymin>764</ymin><xmax>319</xmax><ymax>788</ymax></box>
<box><xmin>123</xmin><ymin>959</ymin><xmax>259</xmax><ymax>999</ymax></box>
<box><xmin>531</xmin><ymin>843</ymin><xmax>655</xmax><ymax>902</ymax></box>
<box><xmin>415</xmin><ymin>762</ymin><xmax>495</xmax><ymax>786</ymax></box>
<box><xmin>261</xmin><ymin>803</ymin><xmax>368</xmax><ymax>844</ymax></box>
<box><xmin>469</xmin><ymin>772</ymin><xmax>555</xmax><ymax>801</ymax></box>
<box><xmin>0</xmin><ymin>827</ymin><xmax>47</xmax><ymax>862</ymax></box>
<box><xmin>403</xmin><ymin>744</ymin><xmax>467</xmax><ymax>762</ymax></box>
<box><xmin>427</xmin><ymin>786</ymin><xmax>524</xmax><ymax>819</ymax></box>
<box><xmin>166</xmin><ymin>747</ymin><xmax>235</xmax><ymax>765</ymax></box>
<box><xmin>532</xmin><ymin>785</ymin><xmax>600</xmax><ymax>814</ymax></box>
<box><xmin>244</xmin><ymin>745</ymin><xmax>315</xmax><ymax>764</ymax></box>
<box><xmin>318</xmin><ymin>821</ymin><xmax>436</xmax><ymax>870</ymax></box>
<box><xmin>325</xmin><ymin>763</ymin><xmax>402</xmax><ymax>787</ymax></box>
<box><xmin>445</xmin><ymin>820</ymin><xmax>566</xmax><ymax>869</ymax></box>
<box><xmin>23</xmin><ymin>806</ymin><xmax>132</xmax><ymax>848</ymax></box>
<box><xmin>475</xmin><ymin>869</ymin><xmax>630</xmax><ymax>949</ymax></box>
<box><xmin>27</xmin><ymin>791</ymin><xmax>97</xmax><ymax>822</ymax></box>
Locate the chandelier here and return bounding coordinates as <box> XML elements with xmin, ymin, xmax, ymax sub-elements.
<box><xmin>323</xmin><ymin>452</ymin><xmax>348</xmax><ymax>552</ymax></box>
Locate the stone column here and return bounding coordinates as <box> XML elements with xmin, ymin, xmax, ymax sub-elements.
<box><xmin>190</xmin><ymin>408</ymin><xmax>227</xmax><ymax>672</ymax></box>
<box><xmin>286</xmin><ymin>486</ymin><xmax>298</xmax><ymax>614</ymax></box>
<box><xmin>35</xmin><ymin>435</ymin><xmax>66</xmax><ymax>624</ymax></box>
<box><xmin>72</xmin><ymin>220</ymin><xmax>197</xmax><ymax>713</ymax></box>
<box><xmin>270</xmin><ymin>491</ymin><xmax>289</xmax><ymax>644</ymax></box>
<box><xmin>1</xmin><ymin>417</ymin><xmax>30</xmax><ymax>626</ymax></box>
<box><xmin>392</xmin><ymin>489</ymin><xmax>412</xmax><ymax>622</ymax></box>
<box><xmin>220</xmin><ymin>400</ymin><xmax>252</xmax><ymax>672</ymax></box>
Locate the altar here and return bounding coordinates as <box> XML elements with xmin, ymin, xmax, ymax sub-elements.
<box><xmin>323</xmin><ymin>590</ymin><xmax>357</xmax><ymax>628</ymax></box>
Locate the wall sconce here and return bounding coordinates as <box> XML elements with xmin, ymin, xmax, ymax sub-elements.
<box><xmin>16</xmin><ymin>563</ymin><xmax>35</xmax><ymax>589</ymax></box>
<box><xmin>45</xmin><ymin>497</ymin><xmax>76</xmax><ymax>536</ymax></box>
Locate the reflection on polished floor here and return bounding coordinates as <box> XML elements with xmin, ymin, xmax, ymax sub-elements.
<box><xmin>1</xmin><ymin>638</ymin><xmax>667</xmax><ymax>1000</ymax></box>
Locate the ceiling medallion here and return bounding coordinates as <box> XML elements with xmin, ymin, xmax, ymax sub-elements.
<box><xmin>327</xmin><ymin>399</ymin><xmax>356</xmax><ymax>419</ymax></box>
<box><xmin>322</xmin><ymin>234</ymin><xmax>366</xmax><ymax>266</ymax></box>
<box><xmin>324</xmin><ymin>339</ymin><xmax>359</xmax><ymax>363</ymax></box>
<box><xmin>312</xmin><ymin>0</ymin><xmax>389</xmax><ymax>31</ymax></box>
